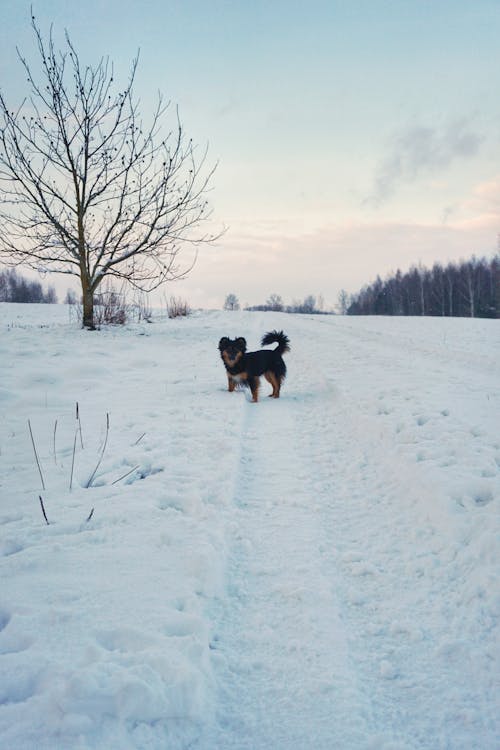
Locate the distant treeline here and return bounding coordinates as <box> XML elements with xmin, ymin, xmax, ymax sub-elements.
<box><xmin>347</xmin><ymin>255</ymin><xmax>499</xmax><ymax>318</ymax></box>
<box><xmin>0</xmin><ymin>268</ymin><xmax>58</xmax><ymax>303</ymax></box>
<box><xmin>245</xmin><ymin>294</ymin><xmax>332</xmax><ymax>315</ymax></box>
<box><xmin>223</xmin><ymin>292</ymin><xmax>332</xmax><ymax>315</ymax></box>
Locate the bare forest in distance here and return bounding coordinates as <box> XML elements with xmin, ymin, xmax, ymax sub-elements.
<box><xmin>0</xmin><ymin>268</ymin><xmax>57</xmax><ymax>303</ymax></box>
<box><xmin>345</xmin><ymin>255</ymin><xmax>499</xmax><ymax>318</ymax></box>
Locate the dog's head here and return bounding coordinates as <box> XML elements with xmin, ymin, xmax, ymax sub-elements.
<box><xmin>218</xmin><ymin>336</ymin><xmax>246</xmax><ymax>367</ymax></box>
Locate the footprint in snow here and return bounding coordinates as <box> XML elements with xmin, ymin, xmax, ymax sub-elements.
<box><xmin>0</xmin><ymin>666</ymin><xmax>38</xmax><ymax>705</ymax></box>
<box><xmin>94</xmin><ymin>627</ymin><xmax>160</xmax><ymax>653</ymax></box>
<box><xmin>379</xmin><ymin>659</ymin><xmax>398</xmax><ymax>680</ymax></box>
<box><xmin>0</xmin><ymin>539</ymin><xmax>23</xmax><ymax>557</ymax></box>
<box><xmin>472</xmin><ymin>490</ymin><xmax>494</xmax><ymax>507</ymax></box>
<box><xmin>0</xmin><ymin>609</ymin><xmax>11</xmax><ymax>632</ymax></box>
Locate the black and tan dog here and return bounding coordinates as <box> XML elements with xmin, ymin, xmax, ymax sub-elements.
<box><xmin>218</xmin><ymin>330</ymin><xmax>290</xmax><ymax>402</ymax></box>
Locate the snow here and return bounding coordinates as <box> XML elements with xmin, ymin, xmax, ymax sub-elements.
<box><xmin>0</xmin><ymin>302</ymin><xmax>499</xmax><ymax>750</ymax></box>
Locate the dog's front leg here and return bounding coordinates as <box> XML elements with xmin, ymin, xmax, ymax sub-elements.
<box><xmin>248</xmin><ymin>376</ymin><xmax>260</xmax><ymax>402</ymax></box>
<box><xmin>227</xmin><ymin>374</ymin><xmax>236</xmax><ymax>392</ymax></box>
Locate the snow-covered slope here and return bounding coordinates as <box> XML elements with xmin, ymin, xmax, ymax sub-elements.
<box><xmin>0</xmin><ymin>303</ymin><xmax>498</xmax><ymax>750</ymax></box>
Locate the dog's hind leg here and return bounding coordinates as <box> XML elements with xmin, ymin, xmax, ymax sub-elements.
<box><xmin>248</xmin><ymin>376</ymin><xmax>260</xmax><ymax>402</ymax></box>
<box><xmin>264</xmin><ymin>371</ymin><xmax>279</xmax><ymax>398</ymax></box>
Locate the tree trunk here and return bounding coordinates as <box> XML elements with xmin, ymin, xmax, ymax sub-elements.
<box><xmin>467</xmin><ymin>275</ymin><xmax>475</xmax><ymax>318</ymax></box>
<box><xmin>81</xmin><ymin>277</ymin><xmax>95</xmax><ymax>330</ymax></box>
<box><xmin>446</xmin><ymin>277</ymin><xmax>453</xmax><ymax>316</ymax></box>
<box><xmin>419</xmin><ymin>274</ymin><xmax>425</xmax><ymax>316</ymax></box>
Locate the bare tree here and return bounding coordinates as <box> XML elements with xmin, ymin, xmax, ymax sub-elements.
<box><xmin>337</xmin><ymin>289</ymin><xmax>349</xmax><ymax>315</ymax></box>
<box><xmin>459</xmin><ymin>256</ymin><xmax>479</xmax><ymax>318</ymax></box>
<box><xmin>0</xmin><ymin>14</ymin><xmax>217</xmax><ymax>328</ymax></box>
<box><xmin>224</xmin><ymin>293</ymin><xmax>240</xmax><ymax>311</ymax></box>
<box><xmin>302</xmin><ymin>295</ymin><xmax>317</xmax><ymax>314</ymax></box>
<box><xmin>266</xmin><ymin>293</ymin><xmax>284</xmax><ymax>311</ymax></box>
<box><xmin>64</xmin><ymin>288</ymin><xmax>77</xmax><ymax>305</ymax></box>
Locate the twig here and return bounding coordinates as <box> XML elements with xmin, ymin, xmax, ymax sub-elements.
<box><xmin>53</xmin><ymin>419</ymin><xmax>58</xmax><ymax>465</ymax></box>
<box><xmin>76</xmin><ymin>402</ymin><xmax>84</xmax><ymax>449</ymax></box>
<box><xmin>86</xmin><ymin>413</ymin><xmax>110</xmax><ymax>488</ymax></box>
<box><xmin>28</xmin><ymin>420</ymin><xmax>46</xmax><ymax>490</ymax></box>
<box><xmin>86</xmin><ymin>508</ymin><xmax>94</xmax><ymax>523</ymax></box>
<box><xmin>39</xmin><ymin>495</ymin><xmax>50</xmax><ymax>525</ymax></box>
<box><xmin>133</xmin><ymin>432</ymin><xmax>146</xmax><ymax>446</ymax></box>
<box><xmin>111</xmin><ymin>465</ymin><xmax>140</xmax><ymax>485</ymax></box>
<box><xmin>69</xmin><ymin>428</ymin><xmax>77</xmax><ymax>490</ymax></box>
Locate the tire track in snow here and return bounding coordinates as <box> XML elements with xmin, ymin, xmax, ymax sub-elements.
<box><xmin>196</xmin><ymin>335</ymin><xmax>372</xmax><ymax>749</ymax></box>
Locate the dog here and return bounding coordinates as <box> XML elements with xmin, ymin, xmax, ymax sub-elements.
<box><xmin>218</xmin><ymin>330</ymin><xmax>290</xmax><ymax>402</ymax></box>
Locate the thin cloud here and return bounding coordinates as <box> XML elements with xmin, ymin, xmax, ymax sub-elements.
<box><xmin>366</xmin><ymin>119</ymin><xmax>484</xmax><ymax>207</ymax></box>
<box><xmin>441</xmin><ymin>175</ymin><xmax>500</xmax><ymax>227</ymax></box>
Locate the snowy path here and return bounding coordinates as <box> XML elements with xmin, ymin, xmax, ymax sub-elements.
<box><xmin>198</xmin><ymin>388</ymin><xmax>367</xmax><ymax>749</ymax></box>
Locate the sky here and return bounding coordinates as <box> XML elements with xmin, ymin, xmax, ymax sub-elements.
<box><xmin>1</xmin><ymin>0</ymin><xmax>500</xmax><ymax>310</ymax></box>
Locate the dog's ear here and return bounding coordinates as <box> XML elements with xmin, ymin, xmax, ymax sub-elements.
<box><xmin>218</xmin><ymin>337</ymin><xmax>230</xmax><ymax>351</ymax></box>
<box><xmin>235</xmin><ymin>337</ymin><xmax>247</xmax><ymax>352</ymax></box>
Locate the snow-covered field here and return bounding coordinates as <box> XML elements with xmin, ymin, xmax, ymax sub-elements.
<box><xmin>0</xmin><ymin>302</ymin><xmax>498</xmax><ymax>750</ymax></box>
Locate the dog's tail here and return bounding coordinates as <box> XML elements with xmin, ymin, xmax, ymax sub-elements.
<box><xmin>261</xmin><ymin>330</ymin><xmax>290</xmax><ymax>355</ymax></box>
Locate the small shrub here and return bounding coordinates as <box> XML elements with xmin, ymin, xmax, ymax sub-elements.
<box><xmin>133</xmin><ymin>291</ymin><xmax>153</xmax><ymax>322</ymax></box>
<box><xmin>93</xmin><ymin>283</ymin><xmax>128</xmax><ymax>325</ymax></box>
<box><xmin>166</xmin><ymin>296</ymin><xmax>191</xmax><ymax>318</ymax></box>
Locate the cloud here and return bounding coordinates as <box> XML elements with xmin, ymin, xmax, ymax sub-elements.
<box><xmin>442</xmin><ymin>175</ymin><xmax>500</xmax><ymax>229</ymax></box>
<box><xmin>367</xmin><ymin>119</ymin><xmax>484</xmax><ymax>207</ymax></box>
